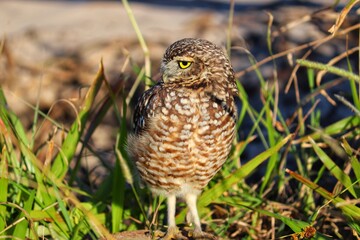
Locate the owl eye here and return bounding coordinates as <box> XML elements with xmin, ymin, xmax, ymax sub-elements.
<box><xmin>178</xmin><ymin>61</ymin><xmax>192</xmax><ymax>69</ymax></box>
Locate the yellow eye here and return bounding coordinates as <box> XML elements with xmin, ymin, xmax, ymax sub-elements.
<box><xmin>178</xmin><ymin>61</ymin><xmax>192</xmax><ymax>69</ymax></box>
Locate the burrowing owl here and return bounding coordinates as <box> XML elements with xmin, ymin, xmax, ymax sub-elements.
<box><xmin>128</xmin><ymin>38</ymin><xmax>238</xmax><ymax>239</ymax></box>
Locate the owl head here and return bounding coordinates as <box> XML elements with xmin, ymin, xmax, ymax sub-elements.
<box><xmin>160</xmin><ymin>38</ymin><xmax>236</xmax><ymax>91</ymax></box>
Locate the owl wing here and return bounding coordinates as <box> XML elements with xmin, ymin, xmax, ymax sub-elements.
<box><xmin>132</xmin><ymin>83</ymin><xmax>162</xmax><ymax>134</ymax></box>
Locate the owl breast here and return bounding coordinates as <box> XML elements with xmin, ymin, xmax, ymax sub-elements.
<box><xmin>128</xmin><ymin>85</ymin><xmax>237</xmax><ymax>197</ymax></box>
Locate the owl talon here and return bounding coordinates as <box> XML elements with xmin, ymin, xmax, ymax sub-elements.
<box><xmin>160</xmin><ymin>226</ymin><xmax>186</xmax><ymax>240</ymax></box>
<box><xmin>189</xmin><ymin>228</ymin><xmax>202</xmax><ymax>238</ymax></box>
<box><xmin>154</xmin><ymin>229</ymin><xmax>165</xmax><ymax>238</ymax></box>
<box><xmin>189</xmin><ymin>229</ymin><xmax>216</xmax><ymax>240</ymax></box>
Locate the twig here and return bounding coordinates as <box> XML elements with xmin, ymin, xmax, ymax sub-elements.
<box><xmin>328</xmin><ymin>0</ymin><xmax>360</xmax><ymax>35</ymax></box>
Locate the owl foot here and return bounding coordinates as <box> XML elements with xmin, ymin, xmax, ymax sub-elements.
<box><xmin>159</xmin><ymin>226</ymin><xmax>186</xmax><ymax>240</ymax></box>
<box><xmin>188</xmin><ymin>229</ymin><xmax>216</xmax><ymax>240</ymax></box>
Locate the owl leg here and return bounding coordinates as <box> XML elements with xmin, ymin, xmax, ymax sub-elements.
<box><xmin>167</xmin><ymin>194</ymin><xmax>176</xmax><ymax>230</ymax></box>
<box><xmin>161</xmin><ymin>194</ymin><xmax>182</xmax><ymax>240</ymax></box>
<box><xmin>184</xmin><ymin>193</ymin><xmax>203</xmax><ymax>237</ymax></box>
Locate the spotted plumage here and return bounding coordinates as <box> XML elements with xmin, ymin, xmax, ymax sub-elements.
<box><xmin>128</xmin><ymin>38</ymin><xmax>238</xmax><ymax>239</ymax></box>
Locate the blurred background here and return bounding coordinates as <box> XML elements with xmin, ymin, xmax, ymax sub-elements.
<box><xmin>0</xmin><ymin>0</ymin><xmax>358</xmax><ymax>184</ymax></box>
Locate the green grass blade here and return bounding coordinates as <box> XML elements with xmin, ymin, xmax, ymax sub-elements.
<box><xmin>342</xmin><ymin>138</ymin><xmax>360</xmax><ymax>181</ymax></box>
<box><xmin>0</xmin><ymin>87</ymin><xmax>29</xmax><ymax>147</ymax></box>
<box><xmin>30</xmin><ymin>79</ymin><xmax>42</xmax><ymax>150</ymax></box>
<box><xmin>348</xmin><ymin>222</ymin><xmax>360</xmax><ymax>235</ymax></box>
<box><xmin>350</xmin><ymin>155</ymin><xmax>360</xmax><ymax>181</ymax></box>
<box><xmin>260</xmin><ymin>100</ymin><xmax>278</xmax><ymax>193</ymax></box>
<box><xmin>13</xmin><ymin>190</ymin><xmax>36</xmax><ymax>239</ymax></box>
<box><xmin>286</xmin><ymin>169</ymin><xmax>360</xmax><ymax>220</ymax></box>
<box><xmin>309</xmin><ymin>138</ymin><xmax>357</xmax><ymax>198</ymax></box>
<box><xmin>112</xmin><ymin>141</ymin><xmax>125</xmax><ymax>233</ymax></box>
<box><xmin>112</xmin><ymin>94</ymin><xmax>129</xmax><ymax>233</ymax></box>
<box><xmin>93</xmin><ymin>174</ymin><xmax>112</xmax><ymax>202</ymax></box>
<box><xmin>254</xmin><ymin>208</ymin><xmax>331</xmax><ymax>239</ymax></box>
<box><xmin>295</xmin><ymin>116</ymin><xmax>359</xmax><ymax>143</ymax></box>
<box><xmin>0</xmin><ymin>146</ymin><xmax>8</xmax><ymax>232</ymax></box>
<box><xmin>255</xmin><ymin>207</ymin><xmax>307</xmax><ymax>232</ymax></box>
<box><xmin>51</xmin><ymin>61</ymin><xmax>105</xmax><ymax>179</ymax></box>
<box><xmin>52</xmin><ymin>184</ymin><xmax>73</xmax><ymax>232</ymax></box>
<box><xmin>0</xmin><ymin>87</ymin><xmax>34</xmax><ymax>174</ymax></box>
<box><xmin>235</xmin><ymin>81</ymin><xmax>248</xmax><ymax>130</ymax></box>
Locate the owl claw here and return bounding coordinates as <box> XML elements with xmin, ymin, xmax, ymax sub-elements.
<box><xmin>188</xmin><ymin>228</ymin><xmax>202</xmax><ymax>238</ymax></box>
